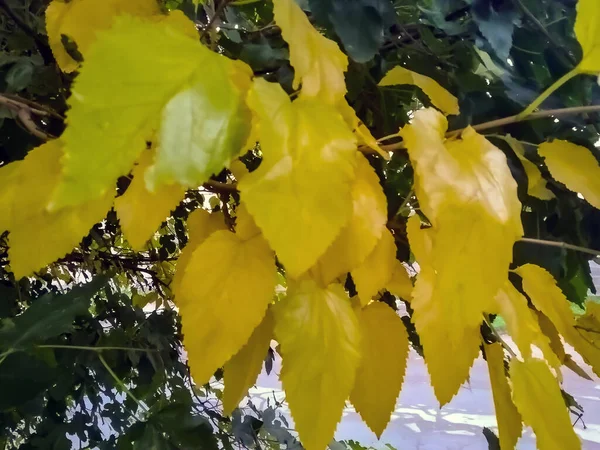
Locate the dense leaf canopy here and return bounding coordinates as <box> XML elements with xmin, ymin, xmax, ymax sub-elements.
<box><xmin>1</xmin><ymin>0</ymin><xmax>600</xmax><ymax>449</ymax></box>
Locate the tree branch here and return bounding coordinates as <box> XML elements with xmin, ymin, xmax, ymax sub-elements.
<box><xmin>518</xmin><ymin>237</ymin><xmax>600</xmax><ymax>257</ymax></box>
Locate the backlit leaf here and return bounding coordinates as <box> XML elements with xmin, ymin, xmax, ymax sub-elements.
<box><xmin>510</xmin><ymin>358</ymin><xmax>581</xmax><ymax>450</ymax></box>
<box><xmin>5</xmin><ymin>141</ymin><xmax>112</xmax><ymax>278</ymax></box>
<box><xmin>484</xmin><ymin>343</ymin><xmax>522</xmax><ymax>450</ymax></box>
<box><xmin>351</xmin><ymin>230</ymin><xmax>396</xmax><ymax>304</ymax></box>
<box><xmin>515</xmin><ymin>264</ymin><xmax>600</xmax><ymax>377</ymax></box>
<box><xmin>223</xmin><ymin>309</ymin><xmax>274</xmax><ymax>415</ymax></box>
<box><xmin>315</xmin><ymin>154</ymin><xmax>387</xmax><ymax>284</ymax></box>
<box><xmin>239</xmin><ymin>79</ymin><xmax>356</xmax><ymax>278</ymax></box>
<box><xmin>337</xmin><ymin>100</ymin><xmax>388</xmax><ymax>159</ymax></box>
<box><xmin>45</xmin><ymin>0</ymin><xmax>161</xmax><ymax>73</ymax></box>
<box><xmin>51</xmin><ymin>17</ymin><xmax>251</xmax><ymax>209</ymax></box>
<box><xmin>504</xmin><ymin>136</ymin><xmax>554</xmax><ymax>200</ymax></box>
<box><xmin>114</xmin><ymin>148</ymin><xmax>185</xmax><ymax>250</ymax></box>
<box><xmin>273</xmin><ymin>0</ymin><xmax>348</xmax><ymax>103</ymax></box>
<box><xmin>275</xmin><ymin>279</ymin><xmax>361</xmax><ymax>450</ymax></box>
<box><xmin>538</xmin><ymin>140</ymin><xmax>600</xmax><ymax>209</ymax></box>
<box><xmin>574</xmin><ymin>0</ymin><xmax>600</xmax><ymax>74</ymax></box>
<box><xmin>401</xmin><ymin>109</ymin><xmax>522</xmax><ymax>404</ymax></box>
<box><xmin>386</xmin><ymin>262</ymin><xmax>412</xmax><ymax>300</ymax></box>
<box><xmin>180</xmin><ymin>230</ymin><xmax>276</xmax><ymax>384</ymax></box>
<box><xmin>172</xmin><ymin>209</ymin><xmax>227</xmax><ymax>302</ymax></box>
<box><xmin>379</xmin><ymin>66</ymin><xmax>459</xmax><ymax>115</ymax></box>
<box><xmin>350</xmin><ymin>302</ymin><xmax>408</xmax><ymax>437</ymax></box>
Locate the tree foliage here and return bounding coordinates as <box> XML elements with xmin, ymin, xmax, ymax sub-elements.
<box><xmin>1</xmin><ymin>0</ymin><xmax>600</xmax><ymax>448</ymax></box>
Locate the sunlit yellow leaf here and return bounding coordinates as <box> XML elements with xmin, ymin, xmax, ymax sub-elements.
<box><xmin>239</xmin><ymin>79</ymin><xmax>356</xmax><ymax>278</ymax></box>
<box><xmin>6</xmin><ymin>141</ymin><xmax>112</xmax><ymax>278</ymax></box>
<box><xmin>379</xmin><ymin>66</ymin><xmax>459</xmax><ymax>115</ymax></box>
<box><xmin>229</xmin><ymin>159</ymin><xmax>249</xmax><ymax>181</ymax></box>
<box><xmin>114</xmin><ymin>149</ymin><xmax>185</xmax><ymax>251</ymax></box>
<box><xmin>273</xmin><ymin>0</ymin><xmax>348</xmax><ymax>103</ymax></box>
<box><xmin>275</xmin><ymin>279</ymin><xmax>361</xmax><ymax>450</ymax></box>
<box><xmin>172</xmin><ymin>209</ymin><xmax>226</xmax><ymax>301</ymax></box>
<box><xmin>51</xmin><ymin>16</ymin><xmax>251</xmax><ymax>209</ymax></box>
<box><xmin>504</xmin><ymin>136</ymin><xmax>554</xmax><ymax>200</ymax></box>
<box><xmin>235</xmin><ymin>203</ymin><xmax>261</xmax><ymax>241</ymax></box>
<box><xmin>492</xmin><ymin>282</ymin><xmax>560</xmax><ymax>369</ymax></box>
<box><xmin>574</xmin><ymin>0</ymin><xmax>600</xmax><ymax>74</ymax></box>
<box><xmin>337</xmin><ymin>100</ymin><xmax>389</xmax><ymax>159</ymax></box>
<box><xmin>401</xmin><ymin>109</ymin><xmax>523</xmax><ymax>404</ymax></box>
<box><xmin>386</xmin><ymin>261</ymin><xmax>412</xmax><ymax>300</ymax></box>
<box><xmin>515</xmin><ymin>264</ymin><xmax>600</xmax><ymax>377</ymax></box>
<box><xmin>484</xmin><ymin>343</ymin><xmax>522</xmax><ymax>450</ymax></box>
<box><xmin>223</xmin><ymin>309</ymin><xmax>274</xmax><ymax>415</ymax></box>
<box><xmin>577</xmin><ymin>301</ymin><xmax>600</xmax><ymax>349</ymax></box>
<box><xmin>45</xmin><ymin>0</ymin><xmax>161</xmax><ymax>72</ymax></box>
<box><xmin>510</xmin><ymin>358</ymin><xmax>581</xmax><ymax>450</ymax></box>
<box><xmin>180</xmin><ymin>230</ymin><xmax>276</xmax><ymax>384</ymax></box>
<box><xmin>350</xmin><ymin>302</ymin><xmax>408</xmax><ymax>438</ymax></box>
<box><xmin>315</xmin><ymin>154</ymin><xmax>387</xmax><ymax>285</ymax></box>
<box><xmin>352</xmin><ymin>230</ymin><xmax>397</xmax><ymax>305</ymax></box>
<box><xmin>538</xmin><ymin>140</ymin><xmax>600</xmax><ymax>209</ymax></box>
<box><xmin>0</xmin><ymin>161</ymin><xmax>20</xmax><ymax>233</ymax></box>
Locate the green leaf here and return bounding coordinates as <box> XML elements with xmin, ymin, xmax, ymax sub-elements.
<box><xmin>471</xmin><ymin>0</ymin><xmax>520</xmax><ymax>60</ymax></box>
<box><xmin>0</xmin><ymin>276</ymin><xmax>107</xmax><ymax>350</ymax></box>
<box><xmin>0</xmin><ymin>353</ymin><xmax>57</xmax><ymax>410</ymax></box>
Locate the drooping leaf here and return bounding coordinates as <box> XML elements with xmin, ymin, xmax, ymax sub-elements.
<box><xmin>50</xmin><ymin>16</ymin><xmax>251</xmax><ymax>209</ymax></box>
<box><xmin>492</xmin><ymin>281</ymin><xmax>560</xmax><ymax>369</ymax></box>
<box><xmin>274</xmin><ymin>279</ymin><xmax>361</xmax><ymax>450</ymax></box>
<box><xmin>172</xmin><ymin>209</ymin><xmax>227</xmax><ymax>302</ymax></box>
<box><xmin>337</xmin><ymin>100</ymin><xmax>388</xmax><ymax>159</ymax></box>
<box><xmin>0</xmin><ymin>276</ymin><xmax>106</xmax><ymax>350</ymax></box>
<box><xmin>401</xmin><ymin>109</ymin><xmax>523</xmax><ymax>404</ymax></box>
<box><xmin>4</xmin><ymin>141</ymin><xmax>113</xmax><ymax>278</ymax></box>
<box><xmin>239</xmin><ymin>79</ymin><xmax>356</xmax><ymax>278</ymax></box>
<box><xmin>272</xmin><ymin>0</ymin><xmax>348</xmax><ymax>103</ymax></box>
<box><xmin>379</xmin><ymin>66</ymin><xmax>459</xmax><ymax>115</ymax></box>
<box><xmin>385</xmin><ymin>261</ymin><xmax>412</xmax><ymax>300</ymax></box>
<box><xmin>515</xmin><ymin>264</ymin><xmax>600</xmax><ymax>377</ymax></box>
<box><xmin>235</xmin><ymin>203</ymin><xmax>262</xmax><ymax>241</ymax></box>
<box><xmin>351</xmin><ymin>229</ymin><xmax>397</xmax><ymax>305</ymax></box>
<box><xmin>115</xmin><ymin>148</ymin><xmax>185</xmax><ymax>251</ymax></box>
<box><xmin>315</xmin><ymin>154</ymin><xmax>387</xmax><ymax>285</ymax></box>
<box><xmin>538</xmin><ymin>140</ymin><xmax>600</xmax><ymax>209</ymax></box>
<box><xmin>510</xmin><ymin>358</ymin><xmax>581</xmax><ymax>450</ymax></box>
<box><xmin>471</xmin><ymin>0</ymin><xmax>519</xmax><ymax>61</ymax></box>
<box><xmin>349</xmin><ymin>302</ymin><xmax>408</xmax><ymax>438</ymax></box>
<box><xmin>308</xmin><ymin>0</ymin><xmax>396</xmax><ymax>63</ymax></box>
<box><xmin>484</xmin><ymin>343</ymin><xmax>522</xmax><ymax>450</ymax></box>
<box><xmin>504</xmin><ymin>136</ymin><xmax>554</xmax><ymax>200</ymax></box>
<box><xmin>45</xmin><ymin>0</ymin><xmax>161</xmax><ymax>72</ymax></box>
<box><xmin>180</xmin><ymin>230</ymin><xmax>276</xmax><ymax>384</ymax></box>
<box><xmin>223</xmin><ymin>309</ymin><xmax>274</xmax><ymax>415</ymax></box>
<box><xmin>576</xmin><ymin>301</ymin><xmax>600</xmax><ymax>352</ymax></box>
<box><xmin>574</xmin><ymin>0</ymin><xmax>600</xmax><ymax>74</ymax></box>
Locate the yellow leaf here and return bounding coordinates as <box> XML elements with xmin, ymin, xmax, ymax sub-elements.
<box><xmin>45</xmin><ymin>0</ymin><xmax>161</xmax><ymax>72</ymax></box>
<box><xmin>538</xmin><ymin>140</ymin><xmax>600</xmax><ymax>209</ymax></box>
<box><xmin>5</xmin><ymin>141</ymin><xmax>113</xmax><ymax>278</ymax></box>
<box><xmin>274</xmin><ymin>279</ymin><xmax>361</xmax><ymax>450</ymax></box>
<box><xmin>235</xmin><ymin>203</ymin><xmax>261</xmax><ymax>241</ymax></box>
<box><xmin>181</xmin><ymin>230</ymin><xmax>276</xmax><ymax>384</ymax></box>
<box><xmin>574</xmin><ymin>0</ymin><xmax>600</xmax><ymax>74</ymax></box>
<box><xmin>386</xmin><ymin>261</ymin><xmax>412</xmax><ymax>300</ymax></box>
<box><xmin>577</xmin><ymin>301</ymin><xmax>600</xmax><ymax>349</ymax></box>
<box><xmin>492</xmin><ymin>282</ymin><xmax>560</xmax><ymax>369</ymax></box>
<box><xmin>337</xmin><ymin>100</ymin><xmax>389</xmax><ymax>159</ymax></box>
<box><xmin>0</xmin><ymin>160</ymin><xmax>21</xmax><ymax>233</ymax></box>
<box><xmin>350</xmin><ymin>302</ymin><xmax>408</xmax><ymax>438</ymax></box>
<box><xmin>154</xmin><ymin>10</ymin><xmax>199</xmax><ymax>39</ymax></box>
<box><xmin>515</xmin><ymin>264</ymin><xmax>600</xmax><ymax>377</ymax></box>
<box><xmin>484</xmin><ymin>343</ymin><xmax>522</xmax><ymax>450</ymax></box>
<box><xmin>401</xmin><ymin>109</ymin><xmax>523</xmax><ymax>404</ymax></box>
<box><xmin>223</xmin><ymin>309</ymin><xmax>274</xmax><ymax>415</ymax></box>
<box><xmin>51</xmin><ymin>16</ymin><xmax>251</xmax><ymax>209</ymax></box>
<box><xmin>504</xmin><ymin>136</ymin><xmax>554</xmax><ymax>200</ymax></box>
<box><xmin>510</xmin><ymin>358</ymin><xmax>581</xmax><ymax>450</ymax></box>
<box><xmin>315</xmin><ymin>154</ymin><xmax>387</xmax><ymax>285</ymax></box>
<box><xmin>378</xmin><ymin>66</ymin><xmax>459</xmax><ymax>115</ymax></box>
<box><xmin>272</xmin><ymin>0</ymin><xmax>348</xmax><ymax>103</ymax></box>
<box><xmin>114</xmin><ymin>149</ymin><xmax>185</xmax><ymax>251</ymax></box>
<box><xmin>172</xmin><ymin>209</ymin><xmax>227</xmax><ymax>303</ymax></box>
<box><xmin>351</xmin><ymin>230</ymin><xmax>397</xmax><ymax>305</ymax></box>
<box><xmin>229</xmin><ymin>159</ymin><xmax>249</xmax><ymax>181</ymax></box>
<box><xmin>239</xmin><ymin>79</ymin><xmax>356</xmax><ymax>278</ymax></box>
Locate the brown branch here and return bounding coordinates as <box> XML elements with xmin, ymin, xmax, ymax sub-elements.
<box><xmin>203</xmin><ymin>179</ymin><xmax>238</xmax><ymax>194</ymax></box>
<box><xmin>0</xmin><ymin>93</ymin><xmax>56</xmax><ymax>140</ymax></box>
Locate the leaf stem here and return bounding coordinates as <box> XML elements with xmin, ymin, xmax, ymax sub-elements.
<box><xmin>98</xmin><ymin>353</ymin><xmax>148</xmax><ymax>413</ymax></box>
<box><xmin>517</xmin><ymin>68</ymin><xmax>580</xmax><ymax>119</ymax></box>
<box><xmin>483</xmin><ymin>315</ymin><xmax>517</xmax><ymax>358</ymax></box>
<box><xmin>518</xmin><ymin>237</ymin><xmax>600</xmax><ymax>257</ymax></box>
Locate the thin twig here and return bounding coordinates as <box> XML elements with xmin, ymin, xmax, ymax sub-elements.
<box><xmin>483</xmin><ymin>315</ymin><xmax>517</xmax><ymax>358</ymax></box>
<box><xmin>0</xmin><ymin>93</ymin><xmax>55</xmax><ymax>140</ymax></box>
<box><xmin>518</xmin><ymin>237</ymin><xmax>600</xmax><ymax>257</ymax></box>
<box><xmin>201</xmin><ymin>0</ymin><xmax>231</xmax><ymax>39</ymax></box>
<box><xmin>98</xmin><ymin>353</ymin><xmax>148</xmax><ymax>413</ymax></box>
